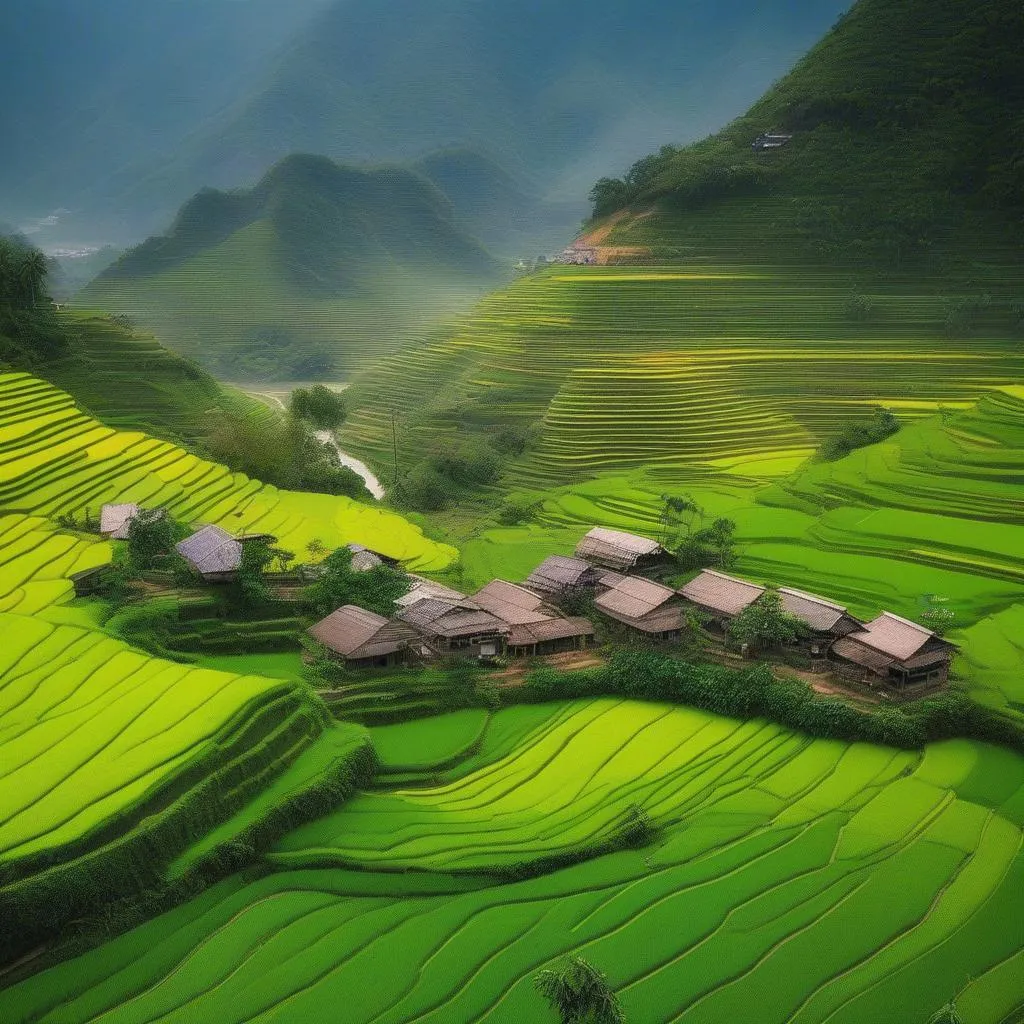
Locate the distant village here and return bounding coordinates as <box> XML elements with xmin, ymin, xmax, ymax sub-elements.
<box><xmin>92</xmin><ymin>505</ymin><xmax>955</xmax><ymax>701</ymax></box>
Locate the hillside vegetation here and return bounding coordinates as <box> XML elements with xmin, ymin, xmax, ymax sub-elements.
<box><xmin>84</xmin><ymin>155</ymin><xmax>499</xmax><ymax>380</ymax></box>
<box><xmin>593</xmin><ymin>0</ymin><xmax>1024</xmax><ymax>263</ymax></box>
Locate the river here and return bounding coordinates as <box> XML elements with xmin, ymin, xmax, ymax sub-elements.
<box><xmin>237</xmin><ymin>384</ymin><xmax>386</xmax><ymax>500</ymax></box>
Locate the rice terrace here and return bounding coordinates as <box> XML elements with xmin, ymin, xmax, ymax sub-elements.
<box><xmin>1</xmin><ymin>0</ymin><xmax>1024</xmax><ymax>1021</ymax></box>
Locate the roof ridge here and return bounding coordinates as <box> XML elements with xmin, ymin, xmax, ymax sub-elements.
<box><xmin>778</xmin><ymin>585</ymin><xmax>847</xmax><ymax>611</ymax></box>
<box><xmin>873</xmin><ymin>610</ymin><xmax>934</xmax><ymax>635</ymax></box>
<box><xmin>701</xmin><ymin>568</ymin><xmax>763</xmax><ymax>588</ymax></box>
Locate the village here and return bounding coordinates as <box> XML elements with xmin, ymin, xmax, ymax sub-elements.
<box><xmin>89</xmin><ymin>504</ymin><xmax>956</xmax><ymax>702</ymax></box>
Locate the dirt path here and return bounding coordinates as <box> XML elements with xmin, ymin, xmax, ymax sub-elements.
<box><xmin>493</xmin><ymin>649</ymin><xmax>606</xmax><ymax>689</ymax></box>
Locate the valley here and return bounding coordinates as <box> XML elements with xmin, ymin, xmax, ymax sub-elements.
<box><xmin>2</xmin><ymin>0</ymin><xmax>1024</xmax><ymax>1020</ymax></box>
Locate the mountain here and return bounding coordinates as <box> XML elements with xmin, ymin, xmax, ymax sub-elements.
<box><xmin>2</xmin><ymin>0</ymin><xmax>851</xmax><ymax>250</ymax></box>
<box><xmin>413</xmin><ymin>149</ymin><xmax>584</xmax><ymax>258</ymax></box>
<box><xmin>590</xmin><ymin>0</ymin><xmax>1024</xmax><ymax>264</ymax></box>
<box><xmin>82</xmin><ymin>155</ymin><xmax>501</xmax><ymax>380</ymax></box>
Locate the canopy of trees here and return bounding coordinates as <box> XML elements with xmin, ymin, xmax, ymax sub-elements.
<box><xmin>290</xmin><ymin>384</ymin><xmax>347</xmax><ymax>431</ymax></box>
<box><xmin>303</xmin><ymin>545</ymin><xmax>410</xmax><ymax>618</ymax></box>
<box><xmin>729</xmin><ymin>589</ymin><xmax>807</xmax><ymax>650</ymax></box>
<box><xmin>534</xmin><ymin>957</ymin><xmax>625</xmax><ymax>1024</ymax></box>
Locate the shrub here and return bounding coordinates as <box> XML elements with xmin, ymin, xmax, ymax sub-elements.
<box><xmin>819</xmin><ymin>407</ymin><xmax>900</xmax><ymax>461</ymax></box>
<box><xmin>290</xmin><ymin>385</ymin><xmax>347</xmax><ymax>430</ymax></box>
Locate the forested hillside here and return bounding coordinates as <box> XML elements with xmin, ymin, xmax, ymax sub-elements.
<box><xmin>591</xmin><ymin>0</ymin><xmax>1024</xmax><ymax>263</ymax></box>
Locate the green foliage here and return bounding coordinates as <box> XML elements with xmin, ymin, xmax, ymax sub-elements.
<box><xmin>302</xmin><ymin>545</ymin><xmax>411</xmax><ymax>619</ymax></box>
<box><xmin>202</xmin><ymin>410</ymin><xmax>369</xmax><ymax>500</ymax></box>
<box><xmin>401</xmin><ymin>440</ymin><xmax>502</xmax><ymax>511</ymax></box>
<box><xmin>819</xmin><ymin>407</ymin><xmax>900</xmax><ymax>461</ymax></box>
<box><xmin>587</xmin><ymin>0</ymin><xmax>1024</xmax><ymax>263</ymax></box>
<box><xmin>927</xmin><ymin>1002</ymin><xmax>964</xmax><ymax>1024</ymax></box>
<box><xmin>0</xmin><ymin>236</ymin><xmax>49</xmax><ymax>310</ymax></box>
<box><xmin>230</xmin><ymin>541</ymin><xmax>275</xmax><ymax>608</ymax></box>
<box><xmin>844</xmin><ymin>284</ymin><xmax>875</xmax><ymax>322</ymax></box>
<box><xmin>728</xmin><ymin>589</ymin><xmax>807</xmax><ymax>650</ymax></box>
<box><xmin>125</xmin><ymin>509</ymin><xmax>187</xmax><ymax>572</ymax></box>
<box><xmin>496</xmin><ymin>494</ymin><xmax>541</xmax><ymax>526</ymax></box>
<box><xmin>290</xmin><ymin>384</ymin><xmax>347</xmax><ymax>430</ymax></box>
<box><xmin>534</xmin><ymin>957</ymin><xmax>625</xmax><ymax>1024</ymax></box>
<box><xmin>943</xmin><ymin>293</ymin><xmax>992</xmax><ymax>338</ymax></box>
<box><xmin>674</xmin><ymin>517</ymin><xmax>737</xmax><ymax>571</ymax></box>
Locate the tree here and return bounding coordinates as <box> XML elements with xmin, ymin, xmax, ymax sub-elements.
<box><xmin>231</xmin><ymin>540</ymin><xmax>276</xmax><ymax>607</ymax></box>
<box><xmin>728</xmin><ymin>588</ymin><xmax>806</xmax><ymax>651</ymax></box>
<box><xmin>659</xmin><ymin>493</ymin><xmax>704</xmax><ymax>545</ymax></box>
<box><xmin>125</xmin><ymin>509</ymin><xmax>184</xmax><ymax>572</ymax></box>
<box><xmin>17</xmin><ymin>248</ymin><xmax>48</xmax><ymax>308</ymax></box>
<box><xmin>291</xmin><ymin>385</ymin><xmax>347</xmax><ymax>431</ymax></box>
<box><xmin>302</xmin><ymin>545</ymin><xmax>410</xmax><ymax>618</ymax></box>
<box><xmin>534</xmin><ymin>957</ymin><xmax>625</xmax><ymax>1024</ymax></box>
<box><xmin>927</xmin><ymin>1002</ymin><xmax>964</xmax><ymax>1024</ymax></box>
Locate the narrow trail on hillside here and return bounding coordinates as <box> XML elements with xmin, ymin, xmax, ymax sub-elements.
<box><xmin>247</xmin><ymin>389</ymin><xmax>386</xmax><ymax>500</ymax></box>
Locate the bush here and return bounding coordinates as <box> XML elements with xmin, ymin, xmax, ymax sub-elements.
<box><xmin>291</xmin><ymin>385</ymin><xmax>347</xmax><ymax>430</ymax></box>
<box><xmin>819</xmin><ymin>407</ymin><xmax>900</xmax><ymax>461</ymax></box>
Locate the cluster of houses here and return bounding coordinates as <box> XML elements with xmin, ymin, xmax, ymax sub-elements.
<box><xmin>93</xmin><ymin>504</ymin><xmax>954</xmax><ymax>697</ymax></box>
<box><xmin>307</xmin><ymin>526</ymin><xmax>956</xmax><ymax>697</ymax></box>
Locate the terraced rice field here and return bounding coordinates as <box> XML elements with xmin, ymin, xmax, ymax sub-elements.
<box><xmin>6</xmin><ymin>700</ymin><xmax>1024</xmax><ymax>1023</ymax></box>
<box><xmin>0</xmin><ymin>371</ymin><xmax>454</xmax><ymax>569</ymax></box>
<box><xmin>340</xmin><ymin>264</ymin><xmax>1024</xmax><ymax>486</ymax></box>
<box><xmin>0</xmin><ymin>508</ymin><xmax>312</xmax><ymax>893</ymax></box>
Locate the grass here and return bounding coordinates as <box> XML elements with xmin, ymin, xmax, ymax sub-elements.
<box><xmin>5</xmin><ymin>699</ymin><xmax>1024</xmax><ymax>1023</ymax></box>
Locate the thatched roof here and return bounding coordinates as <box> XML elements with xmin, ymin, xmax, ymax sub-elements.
<box><xmin>347</xmin><ymin>543</ymin><xmax>383</xmax><ymax>572</ymax></box>
<box><xmin>846</xmin><ymin>612</ymin><xmax>953</xmax><ymax>661</ymax></box>
<box><xmin>398</xmin><ymin>598</ymin><xmax>506</xmax><ymax>640</ymax></box>
<box><xmin>778</xmin><ymin>586</ymin><xmax>860</xmax><ymax>634</ymax></box>
<box><xmin>680</xmin><ymin>569</ymin><xmax>764</xmax><ymax>617</ymax></box>
<box><xmin>395</xmin><ymin>575</ymin><xmax>467</xmax><ymax>608</ymax></box>
<box><xmin>99</xmin><ymin>503</ymin><xmax>141</xmax><ymax>540</ymax></box>
<box><xmin>595</xmin><ymin>576</ymin><xmax>686</xmax><ymax>634</ymax></box>
<box><xmin>525</xmin><ymin>555</ymin><xmax>598</xmax><ymax>594</ymax></box>
<box><xmin>507</xmin><ymin>617</ymin><xmax>595</xmax><ymax>647</ymax></box>
<box><xmin>175</xmin><ymin>525</ymin><xmax>242</xmax><ymax>576</ymax></box>
<box><xmin>596</xmin><ymin>576</ymin><xmax>676</xmax><ymax>620</ymax></box>
<box><xmin>575</xmin><ymin>528</ymin><xmax>663</xmax><ymax>571</ymax></box>
<box><xmin>471</xmin><ymin>580</ymin><xmax>553</xmax><ymax>626</ymax></box>
<box><xmin>308</xmin><ymin>605</ymin><xmax>418</xmax><ymax>660</ymax></box>
<box><xmin>831</xmin><ymin>636</ymin><xmax>895</xmax><ymax>674</ymax></box>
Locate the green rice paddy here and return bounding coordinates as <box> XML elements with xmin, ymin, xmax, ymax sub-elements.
<box><xmin>0</xmin><ymin>371</ymin><xmax>455</xmax><ymax>569</ymax></box>
<box><xmin>5</xmin><ymin>700</ymin><xmax>1024</xmax><ymax>1023</ymax></box>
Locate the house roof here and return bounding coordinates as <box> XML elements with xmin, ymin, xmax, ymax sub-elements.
<box><xmin>472</xmin><ymin>580</ymin><xmax>552</xmax><ymax>625</ymax></box>
<box><xmin>507</xmin><ymin>616</ymin><xmax>595</xmax><ymax>647</ymax></box>
<box><xmin>831</xmin><ymin>636</ymin><xmax>895</xmax><ymax>674</ymax></box>
<box><xmin>778</xmin><ymin>586</ymin><xmax>856</xmax><ymax>633</ymax></box>
<box><xmin>596</xmin><ymin>576</ymin><xmax>677</xmax><ymax>620</ymax></box>
<box><xmin>525</xmin><ymin>555</ymin><xmax>596</xmax><ymax>593</ymax></box>
<box><xmin>625</xmin><ymin>604</ymin><xmax>690</xmax><ymax>635</ymax></box>
<box><xmin>175</xmin><ymin>525</ymin><xmax>243</xmax><ymax>576</ymax></box>
<box><xmin>680</xmin><ymin>569</ymin><xmax>765</xmax><ymax>617</ymax></box>
<box><xmin>346</xmin><ymin>543</ymin><xmax>383</xmax><ymax>572</ymax></box>
<box><xmin>847</xmin><ymin>612</ymin><xmax>943</xmax><ymax>661</ymax></box>
<box><xmin>100</xmin><ymin>503</ymin><xmax>141</xmax><ymax>540</ymax></box>
<box><xmin>394</xmin><ymin>575</ymin><xmax>467</xmax><ymax>608</ymax></box>
<box><xmin>398</xmin><ymin>598</ymin><xmax>506</xmax><ymax>639</ymax></box>
<box><xmin>575</xmin><ymin>527</ymin><xmax>663</xmax><ymax>570</ymax></box>
<box><xmin>308</xmin><ymin>605</ymin><xmax>418</xmax><ymax>659</ymax></box>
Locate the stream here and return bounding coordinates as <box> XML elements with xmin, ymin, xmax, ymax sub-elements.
<box><xmin>240</xmin><ymin>385</ymin><xmax>386</xmax><ymax>500</ymax></box>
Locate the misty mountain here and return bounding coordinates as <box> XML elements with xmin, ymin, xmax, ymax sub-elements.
<box><xmin>2</xmin><ymin>0</ymin><xmax>850</xmax><ymax>251</ymax></box>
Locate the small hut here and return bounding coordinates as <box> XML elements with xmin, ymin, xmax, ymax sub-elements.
<box><xmin>777</xmin><ymin>586</ymin><xmax>862</xmax><ymax>656</ymax></box>
<box><xmin>399</xmin><ymin>598</ymin><xmax>507</xmax><ymax>660</ymax></box>
<box><xmin>99</xmin><ymin>503</ymin><xmax>141</xmax><ymax>540</ymax></box>
<box><xmin>471</xmin><ymin>580</ymin><xmax>555</xmax><ymax>626</ymax></box>
<box><xmin>574</xmin><ymin>528</ymin><xmax>664</xmax><ymax>573</ymax></box>
<box><xmin>506</xmin><ymin>617</ymin><xmax>595</xmax><ymax>657</ymax></box>
<box><xmin>308</xmin><ymin>605</ymin><xmax>419</xmax><ymax>669</ymax></box>
<box><xmin>595</xmin><ymin>576</ymin><xmax>688</xmax><ymax>639</ymax></box>
<box><xmin>395</xmin><ymin>575</ymin><xmax>468</xmax><ymax>608</ymax></box>
<box><xmin>175</xmin><ymin>525</ymin><xmax>243</xmax><ymax>582</ymax></box>
<box><xmin>525</xmin><ymin>555</ymin><xmax>601</xmax><ymax>597</ymax></box>
<box><xmin>830</xmin><ymin>612</ymin><xmax>955</xmax><ymax>693</ymax></box>
<box><xmin>679</xmin><ymin>569</ymin><xmax>765</xmax><ymax>631</ymax></box>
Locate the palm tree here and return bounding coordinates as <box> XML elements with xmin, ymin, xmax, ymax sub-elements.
<box><xmin>927</xmin><ymin>1002</ymin><xmax>964</xmax><ymax>1024</ymax></box>
<box><xmin>534</xmin><ymin>957</ymin><xmax>625</xmax><ymax>1024</ymax></box>
<box><xmin>17</xmin><ymin>248</ymin><xmax>48</xmax><ymax>307</ymax></box>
